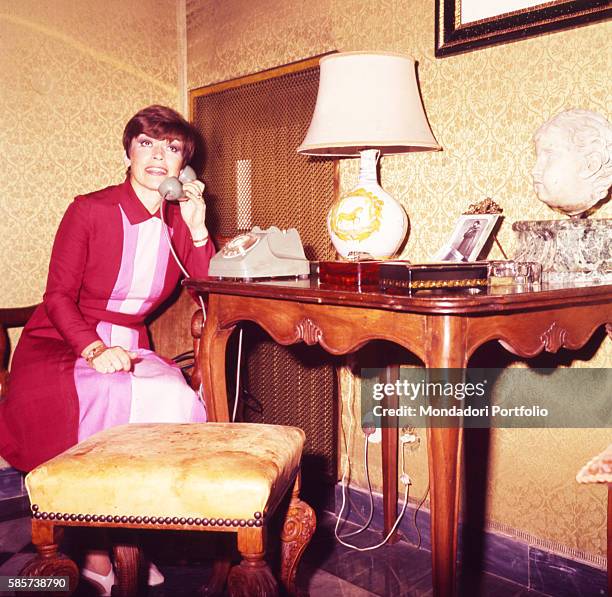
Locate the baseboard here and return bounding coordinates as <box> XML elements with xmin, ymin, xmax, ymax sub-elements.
<box><xmin>329</xmin><ymin>483</ymin><xmax>607</xmax><ymax>596</ymax></box>
<box><xmin>0</xmin><ymin>467</ymin><xmax>28</xmax><ymax>522</ymax></box>
<box><xmin>0</xmin><ymin>495</ymin><xmax>30</xmax><ymax>522</ymax></box>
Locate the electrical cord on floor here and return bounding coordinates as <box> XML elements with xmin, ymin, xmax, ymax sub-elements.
<box><xmin>337</xmin><ymin>430</ymin><xmax>374</xmax><ymax>539</ymax></box>
<box><xmin>334</xmin><ymin>365</ymin><xmax>412</xmax><ymax>551</ymax></box>
<box><xmin>413</xmin><ymin>482</ymin><xmax>430</xmax><ymax>549</ymax></box>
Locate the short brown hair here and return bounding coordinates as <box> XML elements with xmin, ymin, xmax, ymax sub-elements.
<box><xmin>123</xmin><ymin>105</ymin><xmax>197</xmax><ymax>166</ymax></box>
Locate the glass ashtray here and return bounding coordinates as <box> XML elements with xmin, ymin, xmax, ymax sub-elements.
<box><xmin>488</xmin><ymin>260</ymin><xmax>542</xmax><ymax>286</ymax></box>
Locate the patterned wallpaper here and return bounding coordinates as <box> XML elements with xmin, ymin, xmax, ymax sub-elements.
<box><xmin>0</xmin><ymin>0</ymin><xmax>180</xmax><ymax>308</ymax></box>
<box><xmin>0</xmin><ymin>0</ymin><xmax>609</xmax><ymax>562</ymax></box>
<box><xmin>0</xmin><ymin>0</ymin><xmax>181</xmax><ymax>465</ymax></box>
<box><xmin>187</xmin><ymin>0</ymin><xmax>611</xmax><ymax>560</ymax></box>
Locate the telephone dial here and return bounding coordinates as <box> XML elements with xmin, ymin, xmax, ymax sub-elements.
<box><xmin>158</xmin><ymin>165</ymin><xmax>197</xmax><ymax>201</ymax></box>
<box><xmin>208</xmin><ymin>226</ymin><xmax>310</xmax><ymax>280</ymax></box>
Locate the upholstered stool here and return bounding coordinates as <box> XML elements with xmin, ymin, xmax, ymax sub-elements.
<box><xmin>576</xmin><ymin>444</ymin><xmax>612</xmax><ymax>594</ymax></box>
<box><xmin>21</xmin><ymin>422</ymin><xmax>316</xmax><ymax>596</ymax></box>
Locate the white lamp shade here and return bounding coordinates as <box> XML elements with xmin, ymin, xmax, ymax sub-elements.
<box><xmin>298</xmin><ymin>52</ymin><xmax>440</xmax><ymax>156</ymax></box>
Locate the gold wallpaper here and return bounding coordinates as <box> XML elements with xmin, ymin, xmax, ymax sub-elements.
<box><xmin>0</xmin><ymin>0</ymin><xmax>180</xmax><ymax>308</ymax></box>
<box><xmin>0</xmin><ymin>0</ymin><xmax>609</xmax><ymax>563</ymax></box>
<box><xmin>0</xmin><ymin>0</ymin><xmax>182</xmax><ymax>466</ymax></box>
<box><xmin>187</xmin><ymin>0</ymin><xmax>611</xmax><ymax>560</ymax></box>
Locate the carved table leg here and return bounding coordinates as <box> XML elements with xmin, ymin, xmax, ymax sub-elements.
<box><xmin>428</xmin><ymin>425</ymin><xmax>463</xmax><ymax>597</ymax></box>
<box><xmin>20</xmin><ymin>520</ymin><xmax>79</xmax><ymax>596</ymax></box>
<box><xmin>280</xmin><ymin>474</ymin><xmax>316</xmax><ymax>596</ymax></box>
<box><xmin>381</xmin><ymin>365</ymin><xmax>399</xmax><ymax>543</ymax></box>
<box><xmin>228</xmin><ymin>528</ymin><xmax>278</xmax><ymax>597</ymax></box>
<box><xmin>425</xmin><ymin>316</ymin><xmax>468</xmax><ymax>597</ymax></box>
<box><xmin>197</xmin><ymin>295</ymin><xmax>235</xmax><ymax>422</ymax></box>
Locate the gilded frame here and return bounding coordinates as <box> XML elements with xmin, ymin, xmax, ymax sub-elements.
<box><xmin>435</xmin><ymin>0</ymin><xmax>611</xmax><ymax>57</ymax></box>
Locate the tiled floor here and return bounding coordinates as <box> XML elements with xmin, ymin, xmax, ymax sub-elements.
<box><xmin>0</xmin><ymin>512</ymin><xmax>551</xmax><ymax>596</ymax></box>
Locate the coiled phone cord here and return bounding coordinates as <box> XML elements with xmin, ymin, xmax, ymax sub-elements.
<box><xmin>160</xmin><ymin>198</ymin><xmax>243</xmax><ymax>422</ymax></box>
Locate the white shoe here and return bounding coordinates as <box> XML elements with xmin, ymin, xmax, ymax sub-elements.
<box><xmin>148</xmin><ymin>561</ymin><xmax>165</xmax><ymax>586</ymax></box>
<box><xmin>81</xmin><ymin>566</ymin><xmax>115</xmax><ymax>596</ymax></box>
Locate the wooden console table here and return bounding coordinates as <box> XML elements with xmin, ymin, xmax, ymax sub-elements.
<box><xmin>185</xmin><ymin>276</ymin><xmax>612</xmax><ymax>597</ymax></box>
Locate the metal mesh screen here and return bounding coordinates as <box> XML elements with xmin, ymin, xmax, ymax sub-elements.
<box><xmin>192</xmin><ymin>65</ymin><xmax>336</xmax><ymax>261</ymax></box>
<box><xmin>191</xmin><ymin>61</ymin><xmax>338</xmax><ymax>484</ymax></box>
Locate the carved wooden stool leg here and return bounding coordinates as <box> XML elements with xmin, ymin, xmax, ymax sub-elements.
<box><xmin>20</xmin><ymin>520</ymin><xmax>79</xmax><ymax>596</ymax></box>
<box><xmin>113</xmin><ymin>542</ymin><xmax>143</xmax><ymax>597</ymax></box>
<box><xmin>280</xmin><ymin>475</ymin><xmax>316</xmax><ymax>596</ymax></box>
<box><xmin>228</xmin><ymin>528</ymin><xmax>278</xmax><ymax>597</ymax></box>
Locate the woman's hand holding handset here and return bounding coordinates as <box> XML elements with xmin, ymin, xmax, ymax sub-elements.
<box><xmin>158</xmin><ymin>167</ymin><xmax>209</xmax><ymax>246</ymax></box>
<box><xmin>82</xmin><ymin>341</ymin><xmax>137</xmax><ymax>374</ymax></box>
<box><xmin>179</xmin><ymin>179</ymin><xmax>209</xmax><ymax>245</ymax></box>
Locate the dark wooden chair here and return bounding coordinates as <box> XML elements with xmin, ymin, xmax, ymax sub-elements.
<box><xmin>0</xmin><ymin>304</ymin><xmax>38</xmax><ymax>399</ymax></box>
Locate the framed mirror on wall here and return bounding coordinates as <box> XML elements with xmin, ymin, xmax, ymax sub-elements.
<box><xmin>435</xmin><ymin>0</ymin><xmax>611</xmax><ymax>57</ymax></box>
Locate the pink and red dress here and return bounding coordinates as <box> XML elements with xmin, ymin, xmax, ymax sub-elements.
<box><xmin>0</xmin><ymin>178</ymin><xmax>214</xmax><ymax>472</ymax></box>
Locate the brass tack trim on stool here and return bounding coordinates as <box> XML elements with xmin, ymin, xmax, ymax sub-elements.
<box><xmin>31</xmin><ymin>506</ymin><xmax>264</xmax><ymax>529</ymax></box>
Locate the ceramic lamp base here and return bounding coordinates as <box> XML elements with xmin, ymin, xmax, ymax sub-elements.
<box><xmin>327</xmin><ymin>150</ymin><xmax>408</xmax><ymax>260</ymax></box>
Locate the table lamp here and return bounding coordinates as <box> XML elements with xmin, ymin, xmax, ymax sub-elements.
<box><xmin>298</xmin><ymin>51</ymin><xmax>441</xmax><ymax>260</ymax></box>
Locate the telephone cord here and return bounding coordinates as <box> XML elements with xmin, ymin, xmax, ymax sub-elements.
<box><xmin>160</xmin><ymin>198</ymin><xmax>243</xmax><ymax>422</ymax></box>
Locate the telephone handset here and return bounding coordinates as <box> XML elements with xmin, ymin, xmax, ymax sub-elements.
<box><xmin>158</xmin><ymin>165</ymin><xmax>197</xmax><ymax>202</ymax></box>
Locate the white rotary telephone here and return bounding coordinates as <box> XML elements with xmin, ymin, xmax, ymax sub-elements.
<box><xmin>208</xmin><ymin>226</ymin><xmax>310</xmax><ymax>280</ymax></box>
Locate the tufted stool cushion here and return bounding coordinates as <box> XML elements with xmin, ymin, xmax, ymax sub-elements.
<box><xmin>26</xmin><ymin>422</ymin><xmax>305</xmax><ymax>527</ymax></box>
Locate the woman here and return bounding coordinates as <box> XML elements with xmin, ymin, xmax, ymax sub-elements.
<box><xmin>0</xmin><ymin>105</ymin><xmax>214</xmax><ymax>593</ymax></box>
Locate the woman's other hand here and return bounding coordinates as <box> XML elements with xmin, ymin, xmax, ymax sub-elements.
<box><xmin>179</xmin><ymin>180</ymin><xmax>208</xmax><ymax>242</ymax></box>
<box><xmin>90</xmin><ymin>346</ymin><xmax>138</xmax><ymax>374</ymax></box>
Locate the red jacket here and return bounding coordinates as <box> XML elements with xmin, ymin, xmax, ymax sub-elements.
<box><xmin>0</xmin><ymin>178</ymin><xmax>214</xmax><ymax>471</ymax></box>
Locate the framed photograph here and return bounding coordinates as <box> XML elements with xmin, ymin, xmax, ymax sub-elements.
<box><xmin>435</xmin><ymin>0</ymin><xmax>611</xmax><ymax>57</ymax></box>
<box><xmin>433</xmin><ymin>214</ymin><xmax>500</xmax><ymax>262</ymax></box>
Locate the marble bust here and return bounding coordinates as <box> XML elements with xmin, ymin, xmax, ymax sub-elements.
<box><xmin>532</xmin><ymin>109</ymin><xmax>612</xmax><ymax>217</ymax></box>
